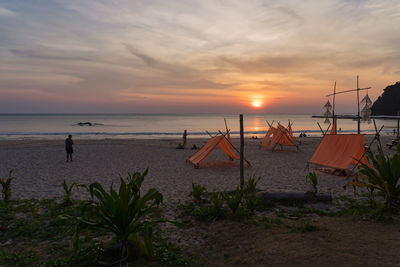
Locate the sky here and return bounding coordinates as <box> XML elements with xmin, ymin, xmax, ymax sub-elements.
<box><xmin>0</xmin><ymin>0</ymin><xmax>399</xmax><ymax>114</ymax></box>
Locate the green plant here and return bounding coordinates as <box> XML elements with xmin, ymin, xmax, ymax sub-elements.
<box><xmin>244</xmin><ymin>175</ymin><xmax>261</xmax><ymax>195</ymax></box>
<box><xmin>305</xmin><ymin>172</ymin><xmax>318</xmax><ymax>193</ymax></box>
<box><xmin>61</xmin><ymin>169</ymin><xmax>179</xmax><ymax>264</ymax></box>
<box><xmin>0</xmin><ymin>169</ymin><xmax>15</xmax><ymax>204</ymax></box>
<box><xmin>223</xmin><ymin>188</ymin><xmax>243</xmax><ymax>215</ymax></box>
<box><xmin>61</xmin><ymin>180</ymin><xmax>85</xmax><ymax>205</ymax></box>
<box><xmin>243</xmin><ymin>194</ymin><xmax>258</xmax><ymax>214</ymax></box>
<box><xmin>190</xmin><ymin>183</ymin><xmax>207</xmax><ymax>203</ymax></box>
<box><xmin>210</xmin><ymin>192</ymin><xmax>225</xmax><ymax>218</ymax></box>
<box><xmin>348</xmin><ymin>144</ymin><xmax>400</xmax><ymax>208</ymax></box>
<box><xmin>243</xmin><ymin>175</ymin><xmax>261</xmax><ymax>214</ymax></box>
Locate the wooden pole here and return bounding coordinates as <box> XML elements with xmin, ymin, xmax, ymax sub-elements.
<box><xmin>240</xmin><ymin>114</ymin><xmax>244</xmax><ymax>189</ymax></box>
<box><xmin>218</xmin><ymin>130</ymin><xmax>251</xmax><ymax>166</ymax></box>
<box><xmin>357</xmin><ymin>75</ymin><xmax>361</xmax><ymax>134</ymax></box>
<box><xmin>332</xmin><ymin>81</ymin><xmax>336</xmax><ymax>118</ymax></box>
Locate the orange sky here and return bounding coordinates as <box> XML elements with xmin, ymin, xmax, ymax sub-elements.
<box><xmin>0</xmin><ymin>1</ymin><xmax>399</xmax><ymax>113</ymax></box>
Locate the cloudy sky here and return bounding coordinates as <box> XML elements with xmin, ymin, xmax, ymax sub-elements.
<box><xmin>0</xmin><ymin>0</ymin><xmax>399</xmax><ymax>113</ymax></box>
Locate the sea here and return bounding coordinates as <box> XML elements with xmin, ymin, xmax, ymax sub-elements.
<box><xmin>0</xmin><ymin>113</ymin><xmax>397</xmax><ymax>140</ymax></box>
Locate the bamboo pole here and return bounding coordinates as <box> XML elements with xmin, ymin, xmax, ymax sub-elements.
<box><xmin>326</xmin><ymin>86</ymin><xmax>371</xmax><ymax>97</ymax></box>
<box><xmin>332</xmin><ymin>81</ymin><xmax>336</xmax><ymax>119</ymax></box>
<box><xmin>224</xmin><ymin>118</ymin><xmax>229</xmax><ymax>133</ymax></box>
<box><xmin>240</xmin><ymin>114</ymin><xmax>244</xmax><ymax>189</ymax></box>
<box><xmin>218</xmin><ymin>130</ymin><xmax>251</xmax><ymax>166</ymax></box>
<box><xmin>357</xmin><ymin>75</ymin><xmax>361</xmax><ymax>134</ymax></box>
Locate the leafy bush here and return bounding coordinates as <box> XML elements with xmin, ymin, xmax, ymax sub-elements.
<box><xmin>210</xmin><ymin>192</ymin><xmax>225</xmax><ymax>219</ymax></box>
<box><xmin>190</xmin><ymin>183</ymin><xmax>207</xmax><ymax>203</ymax></box>
<box><xmin>243</xmin><ymin>175</ymin><xmax>261</xmax><ymax>214</ymax></box>
<box><xmin>243</xmin><ymin>175</ymin><xmax>260</xmax><ymax>195</ymax></box>
<box><xmin>223</xmin><ymin>188</ymin><xmax>243</xmax><ymax>215</ymax></box>
<box><xmin>305</xmin><ymin>172</ymin><xmax>318</xmax><ymax>193</ymax></box>
<box><xmin>61</xmin><ymin>169</ymin><xmax>179</xmax><ymax>263</ymax></box>
<box><xmin>243</xmin><ymin>193</ymin><xmax>257</xmax><ymax>214</ymax></box>
<box><xmin>61</xmin><ymin>180</ymin><xmax>85</xmax><ymax>205</ymax></box>
<box><xmin>0</xmin><ymin>169</ymin><xmax>15</xmax><ymax>204</ymax></box>
<box><xmin>349</xmin><ymin>144</ymin><xmax>400</xmax><ymax>208</ymax></box>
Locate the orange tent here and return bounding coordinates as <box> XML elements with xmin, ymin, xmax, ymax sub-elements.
<box><xmin>330</xmin><ymin>117</ymin><xmax>337</xmax><ymax>134</ymax></box>
<box><xmin>309</xmin><ymin>134</ymin><xmax>370</xmax><ymax>170</ymax></box>
<box><xmin>288</xmin><ymin>123</ymin><xmax>293</xmax><ymax>136</ymax></box>
<box><xmin>261</xmin><ymin>128</ymin><xmax>274</xmax><ymax>147</ymax></box>
<box><xmin>187</xmin><ymin>135</ymin><xmax>239</xmax><ymax>168</ymax></box>
<box><xmin>278</xmin><ymin>123</ymin><xmax>298</xmax><ymax>144</ymax></box>
<box><xmin>261</xmin><ymin>123</ymin><xmax>298</xmax><ymax>151</ymax></box>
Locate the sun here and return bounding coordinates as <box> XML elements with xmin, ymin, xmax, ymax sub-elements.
<box><xmin>252</xmin><ymin>99</ymin><xmax>263</xmax><ymax>108</ymax></box>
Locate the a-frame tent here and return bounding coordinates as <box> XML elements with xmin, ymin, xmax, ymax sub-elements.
<box><xmin>187</xmin><ymin>135</ymin><xmax>239</xmax><ymax>168</ymax></box>
<box><xmin>308</xmin><ymin>134</ymin><xmax>370</xmax><ymax>170</ymax></box>
<box><xmin>261</xmin><ymin>122</ymin><xmax>298</xmax><ymax>151</ymax></box>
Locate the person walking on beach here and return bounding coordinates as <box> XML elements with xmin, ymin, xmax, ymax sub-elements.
<box><xmin>65</xmin><ymin>134</ymin><xmax>74</xmax><ymax>162</ymax></box>
<box><xmin>182</xmin><ymin>130</ymin><xmax>188</xmax><ymax>148</ymax></box>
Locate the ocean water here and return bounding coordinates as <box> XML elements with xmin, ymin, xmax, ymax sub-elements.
<box><xmin>0</xmin><ymin>113</ymin><xmax>395</xmax><ymax>140</ymax></box>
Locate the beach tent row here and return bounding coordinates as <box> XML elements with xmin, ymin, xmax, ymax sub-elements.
<box><xmin>261</xmin><ymin>123</ymin><xmax>298</xmax><ymax>151</ymax></box>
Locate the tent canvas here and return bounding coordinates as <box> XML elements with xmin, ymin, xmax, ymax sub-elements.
<box><xmin>187</xmin><ymin>135</ymin><xmax>239</xmax><ymax>168</ymax></box>
<box><xmin>261</xmin><ymin>123</ymin><xmax>298</xmax><ymax>151</ymax></box>
<box><xmin>330</xmin><ymin>118</ymin><xmax>337</xmax><ymax>135</ymax></box>
<box><xmin>309</xmin><ymin>134</ymin><xmax>370</xmax><ymax>170</ymax></box>
<box><xmin>261</xmin><ymin>129</ymin><xmax>274</xmax><ymax>147</ymax></box>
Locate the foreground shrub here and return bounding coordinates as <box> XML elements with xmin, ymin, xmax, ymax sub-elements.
<box><xmin>349</xmin><ymin>143</ymin><xmax>400</xmax><ymax>208</ymax></box>
<box><xmin>61</xmin><ymin>180</ymin><xmax>85</xmax><ymax>205</ymax></box>
<box><xmin>61</xmin><ymin>169</ymin><xmax>180</xmax><ymax>264</ymax></box>
<box><xmin>210</xmin><ymin>192</ymin><xmax>225</xmax><ymax>219</ymax></box>
<box><xmin>243</xmin><ymin>175</ymin><xmax>261</xmax><ymax>214</ymax></box>
<box><xmin>243</xmin><ymin>175</ymin><xmax>260</xmax><ymax>195</ymax></box>
<box><xmin>0</xmin><ymin>169</ymin><xmax>15</xmax><ymax>204</ymax></box>
<box><xmin>305</xmin><ymin>172</ymin><xmax>318</xmax><ymax>193</ymax></box>
<box><xmin>190</xmin><ymin>183</ymin><xmax>207</xmax><ymax>203</ymax></box>
<box><xmin>223</xmin><ymin>188</ymin><xmax>243</xmax><ymax>215</ymax></box>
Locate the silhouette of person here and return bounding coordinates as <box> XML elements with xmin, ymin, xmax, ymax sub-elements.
<box><xmin>182</xmin><ymin>130</ymin><xmax>188</xmax><ymax>148</ymax></box>
<box><xmin>65</xmin><ymin>134</ymin><xmax>74</xmax><ymax>162</ymax></box>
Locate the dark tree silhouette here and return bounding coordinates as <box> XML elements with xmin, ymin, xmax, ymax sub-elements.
<box><xmin>371</xmin><ymin>82</ymin><xmax>400</xmax><ymax>115</ymax></box>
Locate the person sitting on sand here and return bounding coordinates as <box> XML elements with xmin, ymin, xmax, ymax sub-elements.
<box><xmin>65</xmin><ymin>134</ymin><xmax>74</xmax><ymax>162</ymax></box>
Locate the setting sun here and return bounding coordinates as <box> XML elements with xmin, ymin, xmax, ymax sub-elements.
<box><xmin>252</xmin><ymin>99</ymin><xmax>263</xmax><ymax>108</ymax></box>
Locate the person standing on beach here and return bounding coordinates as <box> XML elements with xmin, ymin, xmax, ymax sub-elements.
<box><xmin>65</xmin><ymin>134</ymin><xmax>74</xmax><ymax>162</ymax></box>
<box><xmin>182</xmin><ymin>130</ymin><xmax>188</xmax><ymax>148</ymax></box>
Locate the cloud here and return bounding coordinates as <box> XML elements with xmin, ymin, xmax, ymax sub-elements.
<box><xmin>1</xmin><ymin>0</ymin><xmax>400</xmax><ymax>112</ymax></box>
<box><xmin>9</xmin><ymin>48</ymin><xmax>93</xmax><ymax>61</ymax></box>
<box><xmin>0</xmin><ymin>7</ymin><xmax>15</xmax><ymax>16</ymax></box>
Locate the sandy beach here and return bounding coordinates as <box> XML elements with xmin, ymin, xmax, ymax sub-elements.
<box><xmin>1</xmin><ymin>135</ymin><xmax>395</xmax><ymax>204</ymax></box>
<box><xmin>1</xmin><ymin>135</ymin><xmax>400</xmax><ymax>265</ymax></box>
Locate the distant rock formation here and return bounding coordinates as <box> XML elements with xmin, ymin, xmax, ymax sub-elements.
<box><xmin>75</xmin><ymin>122</ymin><xmax>104</xmax><ymax>126</ymax></box>
<box><xmin>371</xmin><ymin>82</ymin><xmax>400</xmax><ymax>116</ymax></box>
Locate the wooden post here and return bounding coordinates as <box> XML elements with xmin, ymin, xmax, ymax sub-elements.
<box><xmin>332</xmin><ymin>81</ymin><xmax>336</xmax><ymax>119</ymax></box>
<box><xmin>357</xmin><ymin>75</ymin><xmax>361</xmax><ymax>134</ymax></box>
<box><xmin>240</xmin><ymin>114</ymin><xmax>244</xmax><ymax>189</ymax></box>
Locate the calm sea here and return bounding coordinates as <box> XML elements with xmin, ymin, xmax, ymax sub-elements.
<box><xmin>0</xmin><ymin>113</ymin><xmax>395</xmax><ymax>140</ymax></box>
